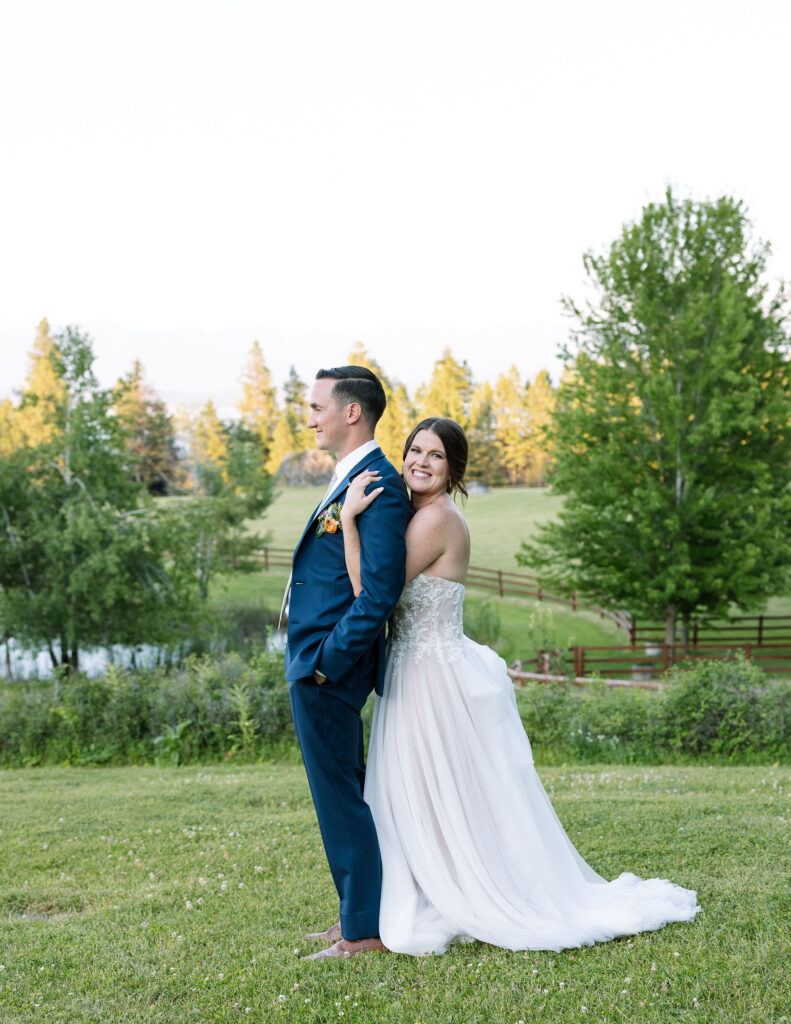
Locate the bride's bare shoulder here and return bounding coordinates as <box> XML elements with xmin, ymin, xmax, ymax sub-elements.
<box><xmin>409</xmin><ymin>499</ymin><xmax>468</xmax><ymax>536</ymax></box>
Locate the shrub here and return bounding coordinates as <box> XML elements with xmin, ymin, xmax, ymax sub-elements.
<box><xmin>0</xmin><ymin>650</ymin><xmax>293</xmax><ymax>766</ymax></box>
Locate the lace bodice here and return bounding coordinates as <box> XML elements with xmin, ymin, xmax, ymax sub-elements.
<box><xmin>389</xmin><ymin>573</ymin><xmax>466</xmax><ymax>667</ymax></box>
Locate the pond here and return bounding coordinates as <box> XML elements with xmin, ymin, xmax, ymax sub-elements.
<box><xmin>0</xmin><ymin>630</ymin><xmax>288</xmax><ymax>680</ymax></box>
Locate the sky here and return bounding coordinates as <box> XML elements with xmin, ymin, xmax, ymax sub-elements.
<box><xmin>2</xmin><ymin>0</ymin><xmax>789</xmax><ymax>409</ymax></box>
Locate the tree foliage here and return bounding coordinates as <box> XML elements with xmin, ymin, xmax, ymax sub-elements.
<box><xmin>112</xmin><ymin>360</ymin><xmax>178</xmax><ymax>494</ymax></box>
<box><xmin>237</xmin><ymin>341</ymin><xmax>277</xmax><ymax>458</ymax></box>
<box><xmin>519</xmin><ymin>190</ymin><xmax>791</xmax><ymax>643</ymax></box>
<box><xmin>0</xmin><ymin>329</ymin><xmax>199</xmax><ymax>669</ymax></box>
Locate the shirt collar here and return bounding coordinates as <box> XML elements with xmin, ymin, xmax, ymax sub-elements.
<box><xmin>333</xmin><ymin>439</ymin><xmax>379</xmax><ymax>483</ymax></box>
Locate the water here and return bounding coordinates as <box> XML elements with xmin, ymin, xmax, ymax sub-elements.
<box><xmin>0</xmin><ymin>638</ymin><xmax>182</xmax><ymax>680</ymax></box>
<box><xmin>1</xmin><ymin>630</ymin><xmax>287</xmax><ymax>680</ymax></box>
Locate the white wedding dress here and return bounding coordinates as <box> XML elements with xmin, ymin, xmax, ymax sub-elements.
<box><xmin>365</xmin><ymin>573</ymin><xmax>700</xmax><ymax>955</ymax></box>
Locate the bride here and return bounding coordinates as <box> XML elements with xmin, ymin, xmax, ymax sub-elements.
<box><xmin>339</xmin><ymin>416</ymin><xmax>700</xmax><ymax>955</ymax></box>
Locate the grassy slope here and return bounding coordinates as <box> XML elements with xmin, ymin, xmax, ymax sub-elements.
<box><xmin>0</xmin><ymin>763</ymin><xmax>788</xmax><ymax>1024</ymax></box>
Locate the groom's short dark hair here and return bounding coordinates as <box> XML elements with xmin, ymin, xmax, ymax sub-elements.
<box><xmin>316</xmin><ymin>365</ymin><xmax>387</xmax><ymax>428</ymax></box>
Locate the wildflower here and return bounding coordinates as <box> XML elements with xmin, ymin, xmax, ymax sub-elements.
<box><xmin>277</xmin><ymin>994</ymin><xmax>286</xmax><ymax>1002</ymax></box>
<box><xmin>185</xmin><ymin>901</ymin><xmax>193</xmax><ymax>910</ymax></box>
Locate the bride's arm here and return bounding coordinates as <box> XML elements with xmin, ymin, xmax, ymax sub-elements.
<box><xmin>340</xmin><ymin>471</ymin><xmax>383</xmax><ymax>597</ymax></box>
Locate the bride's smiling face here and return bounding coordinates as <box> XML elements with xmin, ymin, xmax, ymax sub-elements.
<box><xmin>403</xmin><ymin>429</ymin><xmax>450</xmax><ymax>497</ymax></box>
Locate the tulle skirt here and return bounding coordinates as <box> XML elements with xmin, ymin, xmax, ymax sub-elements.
<box><xmin>364</xmin><ymin>637</ymin><xmax>700</xmax><ymax>955</ymax></box>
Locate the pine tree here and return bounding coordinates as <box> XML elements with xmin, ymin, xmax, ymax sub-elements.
<box><xmin>14</xmin><ymin>319</ymin><xmax>67</xmax><ymax>448</ymax></box>
<box><xmin>113</xmin><ymin>360</ymin><xmax>178</xmax><ymax>494</ymax></box>
<box><xmin>346</xmin><ymin>342</ymin><xmax>414</xmax><ymax>464</ymax></box>
<box><xmin>523</xmin><ymin>369</ymin><xmax>555</xmax><ymax>485</ymax></box>
<box><xmin>266</xmin><ymin>410</ymin><xmax>302</xmax><ymax>475</ymax></box>
<box><xmin>466</xmin><ymin>381</ymin><xmax>502</xmax><ymax>485</ymax></box>
<box><xmin>237</xmin><ymin>341</ymin><xmax>277</xmax><ymax>457</ymax></box>
<box><xmin>415</xmin><ymin>348</ymin><xmax>474</xmax><ymax>427</ymax></box>
<box><xmin>283</xmin><ymin>366</ymin><xmax>310</xmax><ymax>452</ymax></box>
<box><xmin>192</xmin><ymin>400</ymin><xmax>229</xmax><ymax>492</ymax></box>
<box><xmin>493</xmin><ymin>366</ymin><xmax>531</xmax><ymax>484</ymax></box>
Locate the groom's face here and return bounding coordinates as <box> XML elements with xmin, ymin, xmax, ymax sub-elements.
<box><xmin>308</xmin><ymin>378</ymin><xmax>348</xmax><ymax>454</ymax></box>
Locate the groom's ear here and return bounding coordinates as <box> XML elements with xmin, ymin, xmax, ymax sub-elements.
<box><xmin>344</xmin><ymin>402</ymin><xmax>363</xmax><ymax>425</ymax></box>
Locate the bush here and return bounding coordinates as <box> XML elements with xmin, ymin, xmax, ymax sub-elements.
<box><xmin>0</xmin><ymin>650</ymin><xmax>293</xmax><ymax>767</ymax></box>
<box><xmin>514</xmin><ymin>655</ymin><xmax>790</xmax><ymax>763</ymax></box>
<box><xmin>662</xmin><ymin>654</ymin><xmax>789</xmax><ymax>759</ymax></box>
<box><xmin>1</xmin><ymin>652</ymin><xmax>788</xmax><ymax>767</ymax></box>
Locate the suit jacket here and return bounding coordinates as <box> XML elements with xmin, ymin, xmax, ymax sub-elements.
<box><xmin>284</xmin><ymin>446</ymin><xmax>413</xmax><ymax>700</ymax></box>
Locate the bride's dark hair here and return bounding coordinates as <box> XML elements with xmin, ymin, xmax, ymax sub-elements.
<box><xmin>402</xmin><ymin>417</ymin><xmax>469</xmax><ymax>499</ymax></box>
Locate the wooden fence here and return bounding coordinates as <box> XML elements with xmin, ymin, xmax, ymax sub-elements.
<box><xmin>562</xmin><ymin>641</ymin><xmax>791</xmax><ymax>679</ymax></box>
<box><xmin>629</xmin><ymin>615</ymin><xmax>791</xmax><ymax>647</ymax></box>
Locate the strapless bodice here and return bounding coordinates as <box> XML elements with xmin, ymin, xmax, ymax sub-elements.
<box><xmin>389</xmin><ymin>573</ymin><xmax>466</xmax><ymax>667</ymax></box>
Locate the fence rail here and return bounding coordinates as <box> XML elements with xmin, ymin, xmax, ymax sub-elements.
<box><xmin>562</xmin><ymin>642</ymin><xmax>791</xmax><ymax>679</ymax></box>
<box><xmin>630</xmin><ymin>616</ymin><xmax>791</xmax><ymax>646</ymax></box>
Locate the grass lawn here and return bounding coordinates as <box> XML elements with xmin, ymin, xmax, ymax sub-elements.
<box><xmin>1</xmin><ymin>764</ymin><xmax>788</xmax><ymax>1023</ymax></box>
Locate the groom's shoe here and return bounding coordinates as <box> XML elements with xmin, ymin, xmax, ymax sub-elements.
<box><xmin>304</xmin><ymin>922</ymin><xmax>342</xmax><ymax>943</ymax></box>
<box><xmin>304</xmin><ymin>937</ymin><xmax>388</xmax><ymax>960</ymax></box>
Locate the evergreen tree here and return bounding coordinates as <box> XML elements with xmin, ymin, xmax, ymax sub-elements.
<box><xmin>523</xmin><ymin>369</ymin><xmax>556</xmax><ymax>485</ymax></box>
<box><xmin>466</xmin><ymin>381</ymin><xmax>501</xmax><ymax>485</ymax></box>
<box><xmin>493</xmin><ymin>366</ymin><xmax>531</xmax><ymax>484</ymax></box>
<box><xmin>283</xmin><ymin>365</ymin><xmax>310</xmax><ymax>452</ymax></box>
<box><xmin>237</xmin><ymin>341</ymin><xmax>277</xmax><ymax>457</ymax></box>
<box><xmin>415</xmin><ymin>348</ymin><xmax>474</xmax><ymax>428</ymax></box>
<box><xmin>519</xmin><ymin>190</ymin><xmax>791</xmax><ymax>645</ymax></box>
<box><xmin>266</xmin><ymin>410</ymin><xmax>303</xmax><ymax>476</ymax></box>
<box><xmin>113</xmin><ymin>360</ymin><xmax>178</xmax><ymax>494</ymax></box>
<box><xmin>346</xmin><ymin>342</ymin><xmax>414</xmax><ymax>464</ymax></box>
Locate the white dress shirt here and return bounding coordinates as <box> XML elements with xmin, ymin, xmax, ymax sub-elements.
<box><xmin>278</xmin><ymin>438</ymin><xmax>380</xmax><ymax>629</ymax></box>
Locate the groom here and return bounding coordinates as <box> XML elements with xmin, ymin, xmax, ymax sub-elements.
<box><xmin>284</xmin><ymin>365</ymin><xmax>412</xmax><ymax>959</ymax></box>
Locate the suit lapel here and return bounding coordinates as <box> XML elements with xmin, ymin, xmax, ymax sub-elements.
<box><xmin>293</xmin><ymin>447</ymin><xmax>384</xmax><ymax>556</ymax></box>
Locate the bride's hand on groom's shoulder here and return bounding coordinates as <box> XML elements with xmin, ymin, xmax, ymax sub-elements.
<box><xmin>341</xmin><ymin>471</ymin><xmax>383</xmax><ymax>524</ymax></box>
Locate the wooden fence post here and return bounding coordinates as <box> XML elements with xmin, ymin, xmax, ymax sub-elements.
<box><xmin>498</xmin><ymin>570</ymin><xmax>504</xmax><ymax>598</ymax></box>
<box><xmin>662</xmin><ymin>644</ymin><xmax>669</xmax><ymax>673</ymax></box>
<box><xmin>629</xmin><ymin>618</ymin><xmax>636</xmax><ymax>645</ymax></box>
<box><xmin>758</xmin><ymin>616</ymin><xmax>764</xmax><ymax>644</ymax></box>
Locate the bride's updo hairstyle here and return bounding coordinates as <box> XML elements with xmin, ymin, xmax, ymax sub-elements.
<box><xmin>403</xmin><ymin>417</ymin><xmax>469</xmax><ymax>499</ymax></box>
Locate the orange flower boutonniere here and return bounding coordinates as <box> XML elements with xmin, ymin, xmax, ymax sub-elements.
<box><xmin>317</xmin><ymin>502</ymin><xmax>343</xmax><ymax>537</ymax></box>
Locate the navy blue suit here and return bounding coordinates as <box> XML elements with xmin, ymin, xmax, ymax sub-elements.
<box><xmin>285</xmin><ymin>446</ymin><xmax>412</xmax><ymax>940</ymax></box>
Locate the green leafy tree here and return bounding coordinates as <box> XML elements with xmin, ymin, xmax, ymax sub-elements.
<box><xmin>176</xmin><ymin>407</ymin><xmax>272</xmax><ymax>599</ymax></box>
<box><xmin>0</xmin><ymin>328</ymin><xmax>200</xmax><ymax>670</ymax></box>
<box><xmin>112</xmin><ymin>360</ymin><xmax>178</xmax><ymax>494</ymax></box>
<box><xmin>519</xmin><ymin>190</ymin><xmax>791</xmax><ymax>645</ymax></box>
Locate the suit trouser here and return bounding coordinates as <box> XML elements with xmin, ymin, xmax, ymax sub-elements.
<box><xmin>289</xmin><ymin>678</ymin><xmax>382</xmax><ymax>941</ymax></box>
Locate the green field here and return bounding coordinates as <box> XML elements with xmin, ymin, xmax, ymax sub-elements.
<box><xmin>229</xmin><ymin>486</ymin><xmax>625</xmax><ymax>664</ymax></box>
<box><xmin>235</xmin><ymin>485</ymin><xmax>791</xmax><ymax>667</ymax></box>
<box><xmin>1</xmin><ymin>763</ymin><xmax>788</xmax><ymax>1024</ymax></box>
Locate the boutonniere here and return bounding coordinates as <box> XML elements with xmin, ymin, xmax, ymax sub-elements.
<box><xmin>317</xmin><ymin>501</ymin><xmax>343</xmax><ymax>537</ymax></box>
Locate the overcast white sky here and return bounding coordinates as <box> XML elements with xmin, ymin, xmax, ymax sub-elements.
<box><xmin>2</xmin><ymin>0</ymin><xmax>789</xmax><ymax>407</ymax></box>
